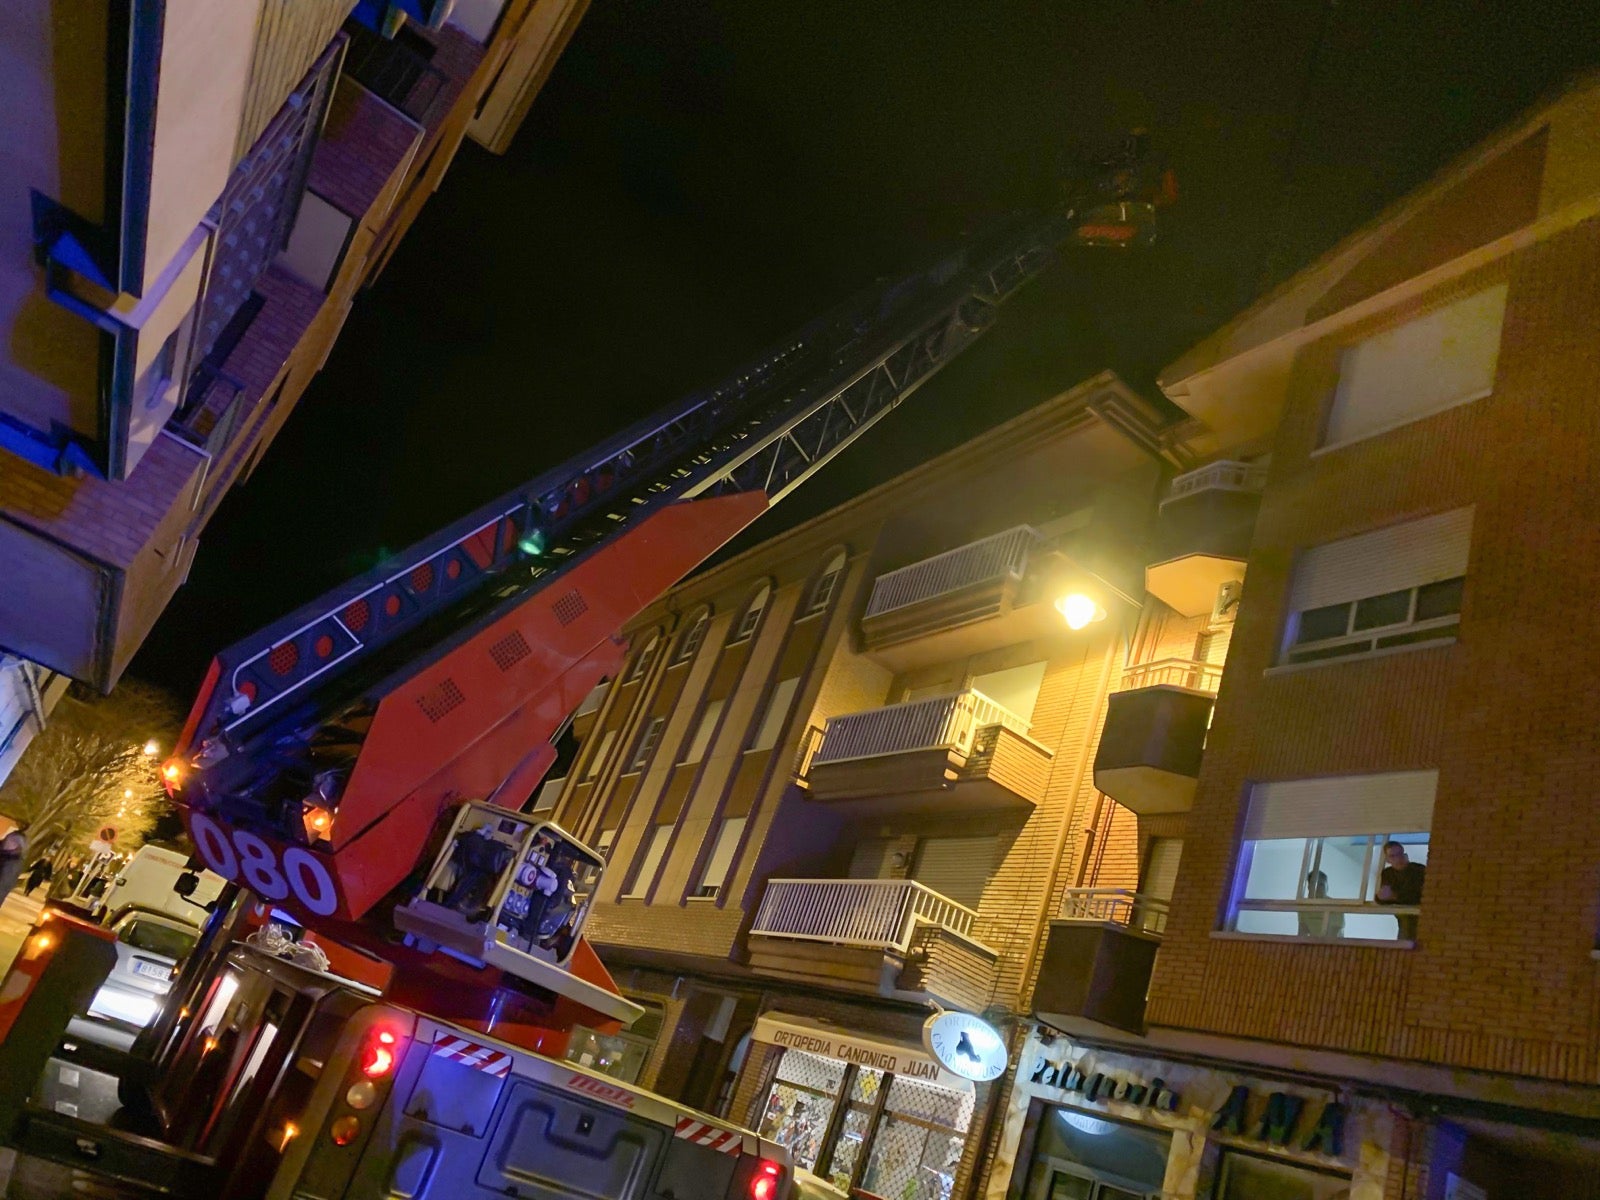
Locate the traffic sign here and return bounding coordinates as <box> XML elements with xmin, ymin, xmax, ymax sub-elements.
<box><xmin>98</xmin><ymin>825</ymin><xmax>118</xmax><ymax>844</ymax></box>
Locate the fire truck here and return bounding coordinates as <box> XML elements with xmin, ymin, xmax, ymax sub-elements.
<box><xmin>0</xmin><ymin>140</ymin><xmax>1173</xmax><ymax>1200</ymax></box>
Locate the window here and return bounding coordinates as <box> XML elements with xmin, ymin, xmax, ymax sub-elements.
<box><xmin>596</xmin><ymin>829</ymin><xmax>616</xmax><ymax>859</ymax></box>
<box><xmin>625</xmin><ymin>825</ymin><xmax>673</xmax><ymax>898</ymax></box>
<box><xmin>682</xmin><ymin>699</ymin><xmax>724</xmax><ymax>764</ymax></box>
<box><xmin>672</xmin><ymin>609</ymin><xmax>711</xmax><ymax>665</ymax></box>
<box><xmin>692</xmin><ymin>817</ymin><xmax>747</xmax><ymax>899</ymax></box>
<box><xmin>1324</xmin><ymin>282</ymin><xmax>1507</xmax><ymax>448</ymax></box>
<box><xmin>1227</xmin><ymin>770</ymin><xmax>1435</xmax><ymax>942</ymax></box>
<box><xmin>624</xmin><ymin>633</ymin><xmax>660</xmax><ymax>683</ymax></box>
<box><xmin>731</xmin><ymin>584</ymin><xmax>770</xmax><ymax>644</ymax></box>
<box><xmin>627</xmin><ymin>716</ymin><xmax>666</xmax><ymax>773</ymax></box>
<box><xmin>581</xmin><ymin>729</ymin><xmax>617</xmax><ymax>781</ymax></box>
<box><xmin>1217</xmin><ymin>1151</ymin><xmax>1351</xmax><ymax>1200</ymax></box>
<box><xmin>749</xmin><ymin>678</ymin><xmax>800</xmax><ymax>753</ymax></box>
<box><xmin>1282</xmin><ymin>508</ymin><xmax>1471</xmax><ymax>666</ymax></box>
<box><xmin>802</xmin><ymin>551</ymin><xmax>847</xmax><ymax>617</ymax></box>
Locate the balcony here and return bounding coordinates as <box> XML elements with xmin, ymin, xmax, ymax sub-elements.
<box><xmin>861</xmin><ymin>526</ymin><xmax>1074</xmax><ymax>671</ymax></box>
<box><xmin>802</xmin><ymin>690</ymin><xmax>1050</xmax><ymax>815</ymax></box>
<box><xmin>1146</xmin><ymin>460</ymin><xmax>1265</xmax><ymax>617</ymax></box>
<box><xmin>1033</xmin><ymin>889</ymin><xmax>1166</xmax><ymax>1034</ymax></box>
<box><xmin>747</xmin><ymin>879</ymin><xmax>998</xmax><ymax>1011</ymax></box>
<box><xmin>1092</xmin><ymin>659</ymin><xmax>1218</xmax><ymax>815</ymax></box>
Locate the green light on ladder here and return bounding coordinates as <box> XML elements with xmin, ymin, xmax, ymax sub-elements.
<box><xmin>518</xmin><ymin>529</ymin><xmax>548</xmax><ymax>557</ymax></box>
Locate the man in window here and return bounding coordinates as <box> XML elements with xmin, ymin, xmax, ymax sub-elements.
<box><xmin>1376</xmin><ymin>841</ymin><xmax>1425</xmax><ymax>940</ymax></box>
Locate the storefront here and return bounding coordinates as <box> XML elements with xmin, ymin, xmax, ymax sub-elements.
<box><xmin>752</xmin><ymin>1014</ymin><xmax>978</xmax><ymax>1200</ymax></box>
<box><xmin>990</xmin><ymin>1028</ymin><xmax>1394</xmax><ymax>1200</ymax></box>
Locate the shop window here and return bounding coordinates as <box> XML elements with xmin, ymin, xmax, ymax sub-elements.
<box><xmin>673</xmin><ymin>608</ymin><xmax>712</xmax><ymax>665</ymax></box>
<box><xmin>1323</xmin><ymin>283</ymin><xmax>1506</xmax><ymax>449</ymax></box>
<box><xmin>731</xmin><ymin>584</ymin><xmax>771</xmax><ymax>644</ymax></box>
<box><xmin>1281</xmin><ymin>509</ymin><xmax>1471</xmax><ymax>667</ymax></box>
<box><xmin>1228</xmin><ymin>770</ymin><xmax>1435</xmax><ymax>942</ymax></box>
<box><xmin>802</xmin><ymin>550</ymin><xmax>847</xmax><ymax>617</ymax></box>
<box><xmin>1022</xmin><ymin>1105</ymin><xmax>1170</xmax><ymax>1200</ymax></box>
<box><xmin>1216</xmin><ymin>1150</ymin><xmax>1351</xmax><ymax>1200</ymax></box>
<box><xmin>682</xmin><ymin>699</ymin><xmax>724</xmax><ymax>764</ymax></box>
<box><xmin>749</xmin><ymin>678</ymin><xmax>800</xmax><ymax>753</ymax></box>
<box><xmin>627</xmin><ymin>716</ymin><xmax>666</xmax><ymax>773</ymax></box>
<box><xmin>760</xmin><ymin>1050</ymin><xmax>846</xmax><ymax>1173</ymax></box>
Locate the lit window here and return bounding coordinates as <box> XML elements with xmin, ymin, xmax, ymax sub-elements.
<box><xmin>682</xmin><ymin>699</ymin><xmax>724</xmax><ymax>764</ymax></box>
<box><xmin>801</xmin><ymin>552</ymin><xmax>847</xmax><ymax>617</ymax></box>
<box><xmin>1282</xmin><ymin>509</ymin><xmax>1470</xmax><ymax>666</ymax></box>
<box><xmin>627</xmin><ymin>716</ymin><xmax>666</xmax><ymax>773</ymax></box>
<box><xmin>730</xmin><ymin>584</ymin><xmax>770</xmax><ymax>644</ymax></box>
<box><xmin>624</xmin><ymin>633</ymin><xmax>660</xmax><ymax>683</ymax></box>
<box><xmin>748</xmin><ymin>679</ymin><xmax>799</xmax><ymax>753</ymax></box>
<box><xmin>692</xmin><ymin>817</ymin><xmax>747</xmax><ymax>900</ymax></box>
<box><xmin>672</xmin><ymin>609</ymin><xmax>711</xmax><ymax>665</ymax></box>
<box><xmin>595</xmin><ymin>829</ymin><xmax>616</xmax><ymax>859</ymax></box>
<box><xmin>1324</xmin><ymin>283</ymin><xmax>1507</xmax><ymax>448</ymax></box>
<box><xmin>1227</xmin><ymin>770</ymin><xmax>1435</xmax><ymax>942</ymax></box>
<box><xmin>581</xmin><ymin>729</ymin><xmax>617</xmax><ymax>781</ymax></box>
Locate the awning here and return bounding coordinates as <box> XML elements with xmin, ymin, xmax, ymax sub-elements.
<box><xmin>752</xmin><ymin>1012</ymin><xmax>973</xmax><ymax>1093</ymax></box>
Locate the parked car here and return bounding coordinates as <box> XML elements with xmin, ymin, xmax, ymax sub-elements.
<box><xmin>64</xmin><ymin>910</ymin><xmax>199</xmax><ymax>1051</ymax></box>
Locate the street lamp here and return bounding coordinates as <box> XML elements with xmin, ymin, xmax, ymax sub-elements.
<box><xmin>142</xmin><ymin>740</ymin><xmax>160</xmax><ymax>757</ymax></box>
<box><xmin>1054</xmin><ymin>592</ymin><xmax>1106</xmax><ymax>631</ymax></box>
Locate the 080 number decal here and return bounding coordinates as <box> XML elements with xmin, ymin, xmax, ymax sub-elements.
<box><xmin>190</xmin><ymin>813</ymin><xmax>339</xmax><ymax>916</ymax></box>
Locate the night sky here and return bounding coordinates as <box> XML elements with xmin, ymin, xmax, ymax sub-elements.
<box><xmin>134</xmin><ymin>0</ymin><xmax>1600</xmax><ymax>695</ymax></box>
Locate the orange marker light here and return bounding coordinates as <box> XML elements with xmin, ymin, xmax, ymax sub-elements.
<box><xmin>330</xmin><ymin>1116</ymin><xmax>361</xmax><ymax>1146</ymax></box>
<box><xmin>278</xmin><ymin>1122</ymin><xmax>299</xmax><ymax>1151</ymax></box>
<box><xmin>162</xmin><ymin>762</ymin><xmax>183</xmax><ymax>785</ymax></box>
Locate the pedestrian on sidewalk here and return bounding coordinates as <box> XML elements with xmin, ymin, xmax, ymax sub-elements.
<box><xmin>24</xmin><ymin>856</ymin><xmax>53</xmax><ymax>895</ymax></box>
<box><xmin>0</xmin><ymin>824</ymin><xmax>28</xmax><ymax>895</ymax></box>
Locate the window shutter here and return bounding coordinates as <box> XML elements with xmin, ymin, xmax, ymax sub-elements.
<box><xmin>1243</xmin><ymin>770</ymin><xmax>1438</xmax><ymax>840</ymax></box>
<box><xmin>968</xmin><ymin>662</ymin><xmax>1047</xmax><ymax>725</ymax></box>
<box><xmin>849</xmin><ymin>838</ymin><xmax>893</xmax><ymax>879</ymax></box>
<box><xmin>1326</xmin><ymin>283</ymin><xmax>1507</xmax><ymax>446</ymax></box>
<box><xmin>582</xmin><ymin>729</ymin><xmax>617</xmax><ymax>780</ymax></box>
<box><xmin>628</xmin><ymin>825</ymin><xmax>673</xmax><ymax>895</ymax></box>
<box><xmin>911</xmin><ymin>836</ymin><xmax>997</xmax><ymax>909</ymax></box>
<box><xmin>683</xmin><ymin>699</ymin><xmax>724</xmax><ymax>763</ymax></box>
<box><xmin>751</xmin><ymin>678</ymin><xmax>800</xmax><ymax>751</ymax></box>
<box><xmin>699</xmin><ymin>817</ymin><xmax>747</xmax><ymax>891</ymax></box>
<box><xmin>1143</xmin><ymin>838</ymin><xmax>1183</xmax><ymax>902</ymax></box>
<box><xmin>1290</xmin><ymin>508</ymin><xmax>1473</xmax><ymax>613</ymax></box>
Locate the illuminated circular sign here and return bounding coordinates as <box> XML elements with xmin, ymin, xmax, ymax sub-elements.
<box><xmin>922</xmin><ymin>1011</ymin><xmax>1007</xmax><ymax>1082</ymax></box>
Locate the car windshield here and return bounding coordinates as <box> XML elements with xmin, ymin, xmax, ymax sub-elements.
<box><xmin>120</xmin><ymin>919</ymin><xmax>197</xmax><ymax>960</ymax></box>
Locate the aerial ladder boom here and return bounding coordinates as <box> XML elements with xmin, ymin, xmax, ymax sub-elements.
<box><xmin>166</xmin><ymin>143</ymin><xmax>1174</xmax><ymax>1048</ymax></box>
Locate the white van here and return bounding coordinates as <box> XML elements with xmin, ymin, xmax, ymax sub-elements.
<box><xmin>98</xmin><ymin>845</ymin><xmax>226</xmax><ymax>925</ymax></box>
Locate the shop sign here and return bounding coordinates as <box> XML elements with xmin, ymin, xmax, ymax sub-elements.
<box><xmin>1027</xmin><ymin>1055</ymin><xmax>1181</xmax><ymax>1112</ymax></box>
<box><xmin>1210</xmin><ymin>1084</ymin><xmax>1345</xmax><ymax>1157</ymax></box>
<box><xmin>753</xmin><ymin>1014</ymin><xmax>967</xmax><ymax>1088</ymax></box>
<box><xmin>923</xmin><ymin>1011</ymin><xmax>1008</xmax><ymax>1082</ymax></box>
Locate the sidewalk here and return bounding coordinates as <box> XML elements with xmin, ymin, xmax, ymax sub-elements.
<box><xmin>0</xmin><ymin>888</ymin><xmax>46</xmax><ymax>979</ymax></box>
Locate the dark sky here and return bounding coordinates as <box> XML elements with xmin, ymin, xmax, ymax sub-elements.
<box><xmin>134</xmin><ymin>0</ymin><xmax>1600</xmax><ymax>695</ymax></box>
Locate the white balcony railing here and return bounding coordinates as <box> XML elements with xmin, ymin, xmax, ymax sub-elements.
<box><xmin>1160</xmin><ymin>459</ymin><xmax>1268</xmax><ymax>508</ymax></box>
<box><xmin>752</xmin><ymin>878</ymin><xmax>980</xmax><ymax>952</ymax></box>
<box><xmin>864</xmin><ymin>525</ymin><xmax>1041</xmax><ymax>619</ymax></box>
<box><xmin>811</xmin><ymin>689</ymin><xmax>1029</xmax><ymax>767</ymax></box>
<box><xmin>1118</xmin><ymin>657</ymin><xmax>1224</xmax><ymax>694</ymax></box>
<box><xmin>1060</xmin><ymin>887</ymin><xmax>1170</xmax><ymax>936</ymax></box>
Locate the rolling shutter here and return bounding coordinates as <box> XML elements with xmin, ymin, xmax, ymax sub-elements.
<box><xmin>698</xmin><ymin>817</ymin><xmax>747</xmax><ymax>893</ymax></box>
<box><xmin>911</xmin><ymin>836</ymin><xmax>997</xmax><ymax>909</ymax></box>
<box><xmin>1327</xmin><ymin>283</ymin><xmax>1506</xmax><ymax>446</ymax></box>
<box><xmin>1143</xmin><ymin>838</ymin><xmax>1183</xmax><ymax>902</ymax></box>
<box><xmin>751</xmin><ymin>679</ymin><xmax>800</xmax><ymax>752</ymax></box>
<box><xmin>1243</xmin><ymin>770</ymin><xmax>1437</xmax><ymax>841</ymax></box>
<box><xmin>1290</xmin><ymin>508</ymin><xmax>1473</xmax><ymax>613</ymax></box>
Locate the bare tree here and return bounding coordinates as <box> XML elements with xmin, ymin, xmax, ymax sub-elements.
<box><xmin>0</xmin><ymin>678</ymin><xmax>184</xmax><ymax>860</ymax></box>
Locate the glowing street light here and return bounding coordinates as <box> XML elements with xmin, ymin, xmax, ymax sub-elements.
<box><xmin>142</xmin><ymin>740</ymin><xmax>160</xmax><ymax>757</ymax></box>
<box><xmin>1054</xmin><ymin>592</ymin><xmax>1105</xmax><ymax>631</ymax></box>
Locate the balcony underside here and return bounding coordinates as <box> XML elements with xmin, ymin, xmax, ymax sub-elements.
<box><xmin>807</xmin><ymin>733</ymin><xmax>1047</xmax><ymax>816</ymax></box>
<box><xmin>746</xmin><ymin>927</ymin><xmax>996</xmax><ymax>1012</ymax></box>
<box><xmin>1093</xmin><ymin>685</ymin><xmax>1213</xmax><ymax>816</ymax></box>
<box><xmin>1145</xmin><ymin>553</ymin><xmax>1245</xmax><ymax>619</ymax></box>
<box><xmin>860</xmin><ymin>581</ymin><xmax>1068</xmax><ymax>673</ymax></box>
<box><xmin>1033</xmin><ymin>919</ymin><xmax>1160</xmax><ymax>1034</ymax></box>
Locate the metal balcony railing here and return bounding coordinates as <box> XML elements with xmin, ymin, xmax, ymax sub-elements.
<box><xmin>751</xmin><ymin>878</ymin><xmax>980</xmax><ymax>953</ymax></box>
<box><xmin>1160</xmin><ymin>459</ymin><xmax>1268</xmax><ymax>508</ymax></box>
<box><xmin>1118</xmin><ymin>657</ymin><xmax>1224</xmax><ymax>694</ymax></box>
<box><xmin>811</xmin><ymin>689</ymin><xmax>1029</xmax><ymax>767</ymax></box>
<box><xmin>1060</xmin><ymin>887</ymin><xmax>1170</xmax><ymax>936</ymax></box>
<box><xmin>864</xmin><ymin>525</ymin><xmax>1041</xmax><ymax>619</ymax></box>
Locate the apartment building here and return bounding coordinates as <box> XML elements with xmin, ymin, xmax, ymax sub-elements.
<box><xmin>548</xmin><ymin>371</ymin><xmax>1285</xmax><ymax>1200</ymax></box>
<box><xmin>0</xmin><ymin>0</ymin><xmax>587</xmax><ymax>781</ymax></box>
<box><xmin>988</xmin><ymin>81</ymin><xmax>1600</xmax><ymax>1200</ymax></box>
